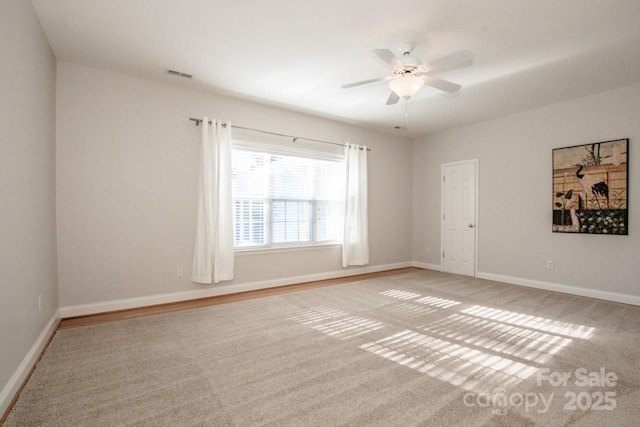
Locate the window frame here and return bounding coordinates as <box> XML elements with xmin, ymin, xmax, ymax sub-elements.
<box><xmin>231</xmin><ymin>139</ymin><xmax>345</xmax><ymax>253</ymax></box>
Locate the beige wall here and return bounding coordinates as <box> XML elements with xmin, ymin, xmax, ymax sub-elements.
<box><xmin>56</xmin><ymin>62</ymin><xmax>413</xmax><ymax>309</ymax></box>
<box><xmin>0</xmin><ymin>0</ymin><xmax>58</xmax><ymax>405</ymax></box>
<box><xmin>413</xmin><ymin>83</ymin><xmax>640</xmax><ymax>298</ymax></box>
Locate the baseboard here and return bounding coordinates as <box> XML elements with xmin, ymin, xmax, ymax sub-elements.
<box><xmin>412</xmin><ymin>261</ymin><xmax>442</xmax><ymax>271</ymax></box>
<box><xmin>0</xmin><ymin>309</ymin><xmax>60</xmax><ymax>420</ymax></box>
<box><xmin>59</xmin><ymin>262</ymin><xmax>414</xmax><ymax>318</ymax></box>
<box><xmin>477</xmin><ymin>271</ymin><xmax>640</xmax><ymax>306</ymax></box>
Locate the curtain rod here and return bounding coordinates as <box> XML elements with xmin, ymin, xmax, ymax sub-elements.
<box><xmin>189</xmin><ymin>118</ymin><xmax>371</xmax><ymax>151</ymax></box>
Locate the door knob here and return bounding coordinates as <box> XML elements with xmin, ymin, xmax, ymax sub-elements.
<box><xmin>468</xmin><ymin>224</ymin><xmax>474</xmax><ymax>228</ymax></box>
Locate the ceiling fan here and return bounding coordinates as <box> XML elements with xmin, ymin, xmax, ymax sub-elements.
<box><xmin>342</xmin><ymin>44</ymin><xmax>474</xmax><ymax>105</ymax></box>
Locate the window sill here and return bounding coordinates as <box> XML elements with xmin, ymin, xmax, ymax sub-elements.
<box><xmin>234</xmin><ymin>242</ymin><xmax>342</xmax><ymax>256</ymax></box>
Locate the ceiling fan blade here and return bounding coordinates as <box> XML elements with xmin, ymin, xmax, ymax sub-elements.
<box><xmin>422</xmin><ymin>75</ymin><xmax>462</xmax><ymax>93</ymax></box>
<box><xmin>385</xmin><ymin>91</ymin><xmax>400</xmax><ymax>105</ymax></box>
<box><xmin>341</xmin><ymin>76</ymin><xmax>390</xmax><ymax>89</ymax></box>
<box><xmin>419</xmin><ymin>49</ymin><xmax>475</xmax><ymax>74</ymax></box>
<box><xmin>373</xmin><ymin>49</ymin><xmax>404</xmax><ymax>69</ymax></box>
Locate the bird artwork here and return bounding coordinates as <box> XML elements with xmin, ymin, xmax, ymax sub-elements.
<box><xmin>553</xmin><ymin>139</ymin><xmax>627</xmax><ymax>234</ymax></box>
<box><xmin>575</xmin><ymin>164</ymin><xmax>609</xmax><ymax>209</ymax></box>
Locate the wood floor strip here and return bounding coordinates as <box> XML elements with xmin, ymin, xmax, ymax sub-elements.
<box><xmin>58</xmin><ymin>267</ymin><xmax>421</xmax><ymax>329</ymax></box>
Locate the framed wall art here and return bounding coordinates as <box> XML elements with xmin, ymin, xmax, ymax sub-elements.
<box><xmin>552</xmin><ymin>139</ymin><xmax>628</xmax><ymax>234</ymax></box>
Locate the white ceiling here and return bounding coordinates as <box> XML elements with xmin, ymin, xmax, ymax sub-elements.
<box><xmin>31</xmin><ymin>0</ymin><xmax>640</xmax><ymax>138</ymax></box>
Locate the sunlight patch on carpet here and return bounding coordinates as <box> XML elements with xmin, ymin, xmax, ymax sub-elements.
<box><xmin>360</xmin><ymin>330</ymin><xmax>538</xmax><ymax>393</ymax></box>
<box><xmin>291</xmin><ymin>307</ymin><xmax>384</xmax><ymax>340</ymax></box>
<box><xmin>379</xmin><ymin>289</ymin><xmax>422</xmax><ymax>300</ymax></box>
<box><xmin>461</xmin><ymin>306</ymin><xmax>596</xmax><ymax>339</ymax></box>
<box><xmin>418</xmin><ymin>313</ymin><xmax>573</xmax><ymax>364</ymax></box>
<box><xmin>382</xmin><ymin>302</ymin><xmax>439</xmax><ymax>316</ymax></box>
<box><xmin>414</xmin><ymin>295</ymin><xmax>461</xmax><ymax>309</ymax></box>
<box><xmin>379</xmin><ymin>289</ymin><xmax>461</xmax><ymax>311</ymax></box>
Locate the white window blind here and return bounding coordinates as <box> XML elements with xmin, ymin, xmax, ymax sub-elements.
<box><xmin>232</xmin><ymin>143</ymin><xmax>344</xmax><ymax>249</ymax></box>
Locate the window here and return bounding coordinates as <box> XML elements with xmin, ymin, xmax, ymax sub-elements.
<box><xmin>232</xmin><ymin>142</ymin><xmax>345</xmax><ymax>250</ymax></box>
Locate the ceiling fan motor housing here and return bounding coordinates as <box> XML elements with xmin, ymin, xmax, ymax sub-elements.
<box><xmin>400</xmin><ymin>56</ymin><xmax>420</xmax><ymax>70</ymax></box>
<box><xmin>399</xmin><ymin>43</ymin><xmax>420</xmax><ymax>71</ymax></box>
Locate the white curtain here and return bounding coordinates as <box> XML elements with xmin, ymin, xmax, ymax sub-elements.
<box><xmin>191</xmin><ymin>117</ymin><xmax>235</xmax><ymax>284</ymax></box>
<box><xmin>342</xmin><ymin>143</ymin><xmax>369</xmax><ymax>267</ymax></box>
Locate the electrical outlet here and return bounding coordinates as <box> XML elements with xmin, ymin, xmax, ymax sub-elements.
<box><xmin>177</xmin><ymin>267</ymin><xmax>184</xmax><ymax>277</ymax></box>
<box><xmin>38</xmin><ymin>295</ymin><xmax>42</xmax><ymax>311</ymax></box>
<box><xmin>547</xmin><ymin>260</ymin><xmax>555</xmax><ymax>270</ymax></box>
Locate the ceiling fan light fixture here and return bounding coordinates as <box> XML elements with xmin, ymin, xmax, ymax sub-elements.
<box><xmin>389</xmin><ymin>74</ymin><xmax>424</xmax><ymax>99</ymax></box>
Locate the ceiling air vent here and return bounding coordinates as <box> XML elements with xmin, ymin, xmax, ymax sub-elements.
<box><xmin>166</xmin><ymin>69</ymin><xmax>193</xmax><ymax>79</ymax></box>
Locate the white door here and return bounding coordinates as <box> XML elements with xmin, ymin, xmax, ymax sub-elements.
<box><xmin>441</xmin><ymin>160</ymin><xmax>477</xmax><ymax>276</ymax></box>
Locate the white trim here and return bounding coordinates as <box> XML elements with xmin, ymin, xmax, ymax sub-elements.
<box><xmin>235</xmin><ymin>242</ymin><xmax>341</xmax><ymax>256</ymax></box>
<box><xmin>412</xmin><ymin>261</ymin><xmax>442</xmax><ymax>271</ymax></box>
<box><xmin>1</xmin><ymin>310</ymin><xmax>60</xmax><ymax>418</ymax></box>
<box><xmin>477</xmin><ymin>271</ymin><xmax>640</xmax><ymax>306</ymax></box>
<box><xmin>59</xmin><ymin>262</ymin><xmax>413</xmax><ymax>318</ymax></box>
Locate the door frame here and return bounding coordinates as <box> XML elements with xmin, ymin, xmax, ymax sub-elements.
<box><xmin>440</xmin><ymin>159</ymin><xmax>479</xmax><ymax>277</ymax></box>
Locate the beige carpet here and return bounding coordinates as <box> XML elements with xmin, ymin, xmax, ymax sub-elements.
<box><xmin>5</xmin><ymin>269</ymin><xmax>640</xmax><ymax>426</ymax></box>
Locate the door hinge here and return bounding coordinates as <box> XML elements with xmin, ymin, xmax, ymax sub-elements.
<box><xmin>442</xmin><ymin>252</ymin><xmax>445</xmax><ymax>259</ymax></box>
<box><xmin>443</xmin><ymin>176</ymin><xmax>445</xmax><ymax>181</ymax></box>
<box><xmin>443</xmin><ymin>213</ymin><xmax>445</xmax><ymax>220</ymax></box>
